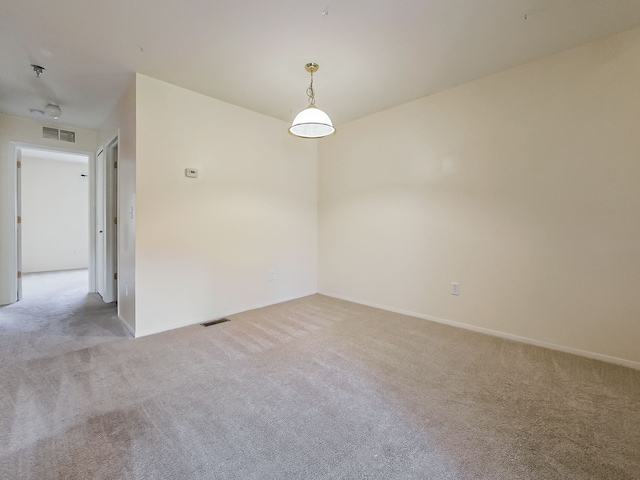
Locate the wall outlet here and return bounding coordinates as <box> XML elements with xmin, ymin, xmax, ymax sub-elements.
<box><xmin>185</xmin><ymin>168</ymin><xmax>198</xmax><ymax>178</ymax></box>
<box><xmin>451</xmin><ymin>282</ymin><xmax>460</xmax><ymax>295</ymax></box>
<box><xmin>269</xmin><ymin>271</ymin><xmax>275</xmax><ymax>281</ymax></box>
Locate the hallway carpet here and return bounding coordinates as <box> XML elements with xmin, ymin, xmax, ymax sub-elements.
<box><xmin>0</xmin><ymin>270</ymin><xmax>129</xmax><ymax>367</ymax></box>
<box><xmin>1</xmin><ymin>271</ymin><xmax>639</xmax><ymax>479</ymax></box>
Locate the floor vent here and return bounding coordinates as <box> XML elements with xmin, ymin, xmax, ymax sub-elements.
<box><xmin>201</xmin><ymin>318</ymin><xmax>230</xmax><ymax>327</ymax></box>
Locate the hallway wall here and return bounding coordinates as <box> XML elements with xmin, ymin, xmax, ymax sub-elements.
<box><xmin>21</xmin><ymin>155</ymin><xmax>89</xmax><ymax>273</ymax></box>
<box><xmin>98</xmin><ymin>77</ymin><xmax>136</xmax><ymax>332</ymax></box>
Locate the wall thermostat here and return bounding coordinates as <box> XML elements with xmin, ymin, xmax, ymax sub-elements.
<box><xmin>185</xmin><ymin>168</ymin><xmax>198</xmax><ymax>178</ymax></box>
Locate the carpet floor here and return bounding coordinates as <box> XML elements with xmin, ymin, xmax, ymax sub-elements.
<box><xmin>1</xmin><ymin>270</ymin><xmax>639</xmax><ymax>479</ymax></box>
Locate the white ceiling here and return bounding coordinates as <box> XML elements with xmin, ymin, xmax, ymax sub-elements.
<box><xmin>2</xmin><ymin>0</ymin><xmax>640</xmax><ymax>131</ymax></box>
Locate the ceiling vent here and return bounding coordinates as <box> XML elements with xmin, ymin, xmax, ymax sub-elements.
<box><xmin>42</xmin><ymin>126</ymin><xmax>75</xmax><ymax>143</ymax></box>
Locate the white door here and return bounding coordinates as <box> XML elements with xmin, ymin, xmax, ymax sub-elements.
<box><xmin>96</xmin><ymin>149</ymin><xmax>106</xmax><ymax>298</ymax></box>
<box><xmin>96</xmin><ymin>140</ymin><xmax>118</xmax><ymax>304</ymax></box>
<box><xmin>104</xmin><ymin>141</ymin><xmax>118</xmax><ymax>303</ymax></box>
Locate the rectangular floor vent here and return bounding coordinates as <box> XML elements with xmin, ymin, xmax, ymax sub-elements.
<box><xmin>201</xmin><ymin>318</ymin><xmax>230</xmax><ymax>327</ymax></box>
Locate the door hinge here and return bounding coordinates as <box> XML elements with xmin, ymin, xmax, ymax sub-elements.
<box><xmin>114</xmin><ymin>161</ymin><xmax>117</xmax><ymax>168</ymax></box>
<box><xmin>114</xmin><ymin>217</ymin><xmax>117</xmax><ymax>225</ymax></box>
<box><xmin>17</xmin><ymin>216</ymin><xmax>21</xmax><ymax>224</ymax></box>
<box><xmin>17</xmin><ymin>161</ymin><xmax>21</xmax><ymax>168</ymax></box>
<box><xmin>114</xmin><ymin>272</ymin><xmax>118</xmax><ymax>280</ymax></box>
<box><xmin>17</xmin><ymin>271</ymin><xmax>22</xmax><ymax>278</ymax></box>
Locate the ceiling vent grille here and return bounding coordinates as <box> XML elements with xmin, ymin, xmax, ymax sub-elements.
<box><xmin>42</xmin><ymin>126</ymin><xmax>58</xmax><ymax>139</ymax></box>
<box><xmin>59</xmin><ymin>129</ymin><xmax>76</xmax><ymax>143</ymax></box>
<box><xmin>42</xmin><ymin>127</ymin><xmax>76</xmax><ymax>143</ymax></box>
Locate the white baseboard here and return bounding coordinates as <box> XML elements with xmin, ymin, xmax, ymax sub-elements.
<box><xmin>134</xmin><ymin>291</ymin><xmax>318</xmax><ymax>338</ymax></box>
<box><xmin>319</xmin><ymin>291</ymin><xmax>640</xmax><ymax>371</ymax></box>
<box><xmin>118</xmin><ymin>315</ymin><xmax>135</xmax><ymax>337</ymax></box>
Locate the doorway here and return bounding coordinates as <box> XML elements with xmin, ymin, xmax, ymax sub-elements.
<box><xmin>16</xmin><ymin>146</ymin><xmax>91</xmax><ymax>299</ymax></box>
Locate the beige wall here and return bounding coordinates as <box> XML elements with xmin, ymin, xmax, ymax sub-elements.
<box><xmin>0</xmin><ymin>113</ymin><xmax>97</xmax><ymax>304</ymax></box>
<box><xmin>319</xmin><ymin>28</ymin><xmax>640</xmax><ymax>366</ymax></box>
<box><xmin>21</xmin><ymin>156</ymin><xmax>89</xmax><ymax>273</ymax></box>
<box><xmin>134</xmin><ymin>74</ymin><xmax>318</xmax><ymax>336</ymax></box>
<box><xmin>98</xmin><ymin>77</ymin><xmax>136</xmax><ymax>332</ymax></box>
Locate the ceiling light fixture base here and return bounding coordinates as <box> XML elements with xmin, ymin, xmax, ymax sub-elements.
<box><xmin>31</xmin><ymin>64</ymin><xmax>45</xmax><ymax>78</ymax></box>
<box><xmin>44</xmin><ymin>103</ymin><xmax>62</xmax><ymax>119</ymax></box>
<box><xmin>305</xmin><ymin>63</ymin><xmax>319</xmax><ymax>74</ymax></box>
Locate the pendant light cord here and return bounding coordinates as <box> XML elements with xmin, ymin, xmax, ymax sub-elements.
<box><xmin>306</xmin><ymin>71</ymin><xmax>316</xmax><ymax>106</ymax></box>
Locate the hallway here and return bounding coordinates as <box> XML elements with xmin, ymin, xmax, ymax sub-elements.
<box><xmin>0</xmin><ymin>269</ymin><xmax>131</xmax><ymax>367</ymax></box>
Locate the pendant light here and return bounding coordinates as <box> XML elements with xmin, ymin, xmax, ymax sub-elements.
<box><xmin>28</xmin><ymin>65</ymin><xmax>62</xmax><ymax>120</ymax></box>
<box><xmin>44</xmin><ymin>103</ymin><xmax>62</xmax><ymax>119</ymax></box>
<box><xmin>289</xmin><ymin>63</ymin><xmax>335</xmax><ymax>139</ymax></box>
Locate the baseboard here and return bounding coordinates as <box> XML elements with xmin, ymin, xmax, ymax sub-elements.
<box><xmin>134</xmin><ymin>291</ymin><xmax>318</xmax><ymax>338</ymax></box>
<box><xmin>118</xmin><ymin>315</ymin><xmax>135</xmax><ymax>337</ymax></box>
<box><xmin>319</xmin><ymin>291</ymin><xmax>640</xmax><ymax>371</ymax></box>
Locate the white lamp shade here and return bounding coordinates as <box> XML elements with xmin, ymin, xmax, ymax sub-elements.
<box><xmin>44</xmin><ymin>103</ymin><xmax>61</xmax><ymax>119</ymax></box>
<box><xmin>289</xmin><ymin>106</ymin><xmax>335</xmax><ymax>138</ymax></box>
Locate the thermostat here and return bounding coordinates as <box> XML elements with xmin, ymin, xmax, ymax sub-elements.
<box><xmin>185</xmin><ymin>168</ymin><xmax>198</xmax><ymax>178</ymax></box>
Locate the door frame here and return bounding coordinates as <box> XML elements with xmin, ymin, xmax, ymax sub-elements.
<box><xmin>8</xmin><ymin>141</ymin><xmax>96</xmax><ymax>301</ymax></box>
<box><xmin>16</xmin><ymin>149</ymin><xmax>22</xmax><ymax>300</ymax></box>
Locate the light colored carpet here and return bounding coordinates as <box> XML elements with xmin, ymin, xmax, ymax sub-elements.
<box><xmin>1</xmin><ymin>271</ymin><xmax>639</xmax><ymax>479</ymax></box>
<box><xmin>0</xmin><ymin>270</ymin><xmax>130</xmax><ymax>367</ymax></box>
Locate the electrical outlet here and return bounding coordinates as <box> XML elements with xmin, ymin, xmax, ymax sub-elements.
<box><xmin>269</xmin><ymin>271</ymin><xmax>275</xmax><ymax>281</ymax></box>
<box><xmin>451</xmin><ymin>282</ymin><xmax>460</xmax><ymax>295</ymax></box>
